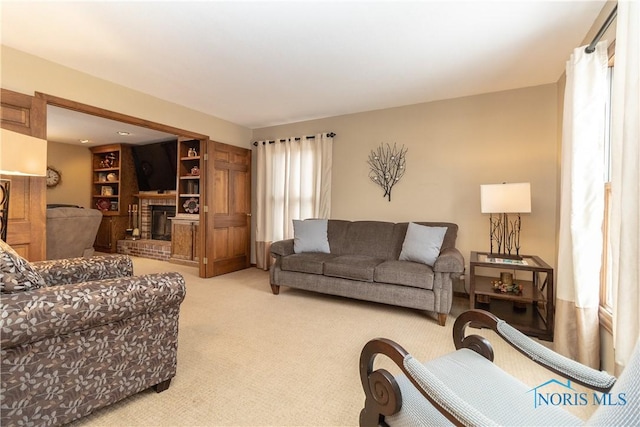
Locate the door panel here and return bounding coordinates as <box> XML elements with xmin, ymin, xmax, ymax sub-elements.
<box><xmin>1</xmin><ymin>89</ymin><xmax>46</xmax><ymax>261</ymax></box>
<box><xmin>214</xmin><ymin>169</ymin><xmax>229</xmax><ymax>214</ymax></box>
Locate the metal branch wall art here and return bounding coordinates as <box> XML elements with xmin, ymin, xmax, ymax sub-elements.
<box><xmin>367</xmin><ymin>143</ymin><xmax>407</xmax><ymax>201</ymax></box>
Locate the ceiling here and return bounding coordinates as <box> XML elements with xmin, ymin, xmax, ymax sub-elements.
<box><xmin>2</xmin><ymin>1</ymin><xmax>607</xmax><ymax>142</ymax></box>
<box><xmin>46</xmin><ymin>105</ymin><xmax>177</xmax><ymax>146</ymax></box>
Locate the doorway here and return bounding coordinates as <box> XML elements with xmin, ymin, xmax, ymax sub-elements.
<box><xmin>36</xmin><ymin>93</ymin><xmax>219</xmax><ymax>275</ymax></box>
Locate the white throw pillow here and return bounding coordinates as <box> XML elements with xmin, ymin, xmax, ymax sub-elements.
<box><xmin>399</xmin><ymin>223</ymin><xmax>447</xmax><ymax>266</ymax></box>
<box><xmin>293</xmin><ymin>219</ymin><xmax>330</xmax><ymax>253</ymax></box>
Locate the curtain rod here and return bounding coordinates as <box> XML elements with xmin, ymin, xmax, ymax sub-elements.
<box><xmin>585</xmin><ymin>5</ymin><xmax>617</xmax><ymax>54</ymax></box>
<box><xmin>252</xmin><ymin>132</ymin><xmax>336</xmax><ymax>146</ymax></box>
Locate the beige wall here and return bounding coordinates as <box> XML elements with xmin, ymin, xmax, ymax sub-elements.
<box><xmin>46</xmin><ymin>141</ymin><xmax>92</xmax><ymax>208</ymax></box>
<box><xmin>253</xmin><ymin>84</ymin><xmax>559</xmax><ymax>292</ymax></box>
<box><xmin>1</xmin><ymin>46</ymin><xmax>252</xmax><ymax>148</ymax></box>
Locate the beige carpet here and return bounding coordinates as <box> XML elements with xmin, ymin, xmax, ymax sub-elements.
<box><xmin>70</xmin><ymin>257</ymin><xmax>594</xmax><ymax>426</ymax></box>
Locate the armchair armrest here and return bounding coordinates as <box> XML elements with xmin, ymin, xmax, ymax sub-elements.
<box><xmin>433</xmin><ymin>247</ymin><xmax>464</xmax><ymax>275</ymax></box>
<box><xmin>32</xmin><ymin>255</ymin><xmax>133</xmax><ymax>285</ymax></box>
<box><xmin>270</xmin><ymin>239</ymin><xmax>295</xmax><ymax>258</ymax></box>
<box><xmin>453</xmin><ymin>310</ymin><xmax>616</xmax><ymax>392</ymax></box>
<box><xmin>359</xmin><ymin>338</ymin><xmax>496</xmax><ymax>427</ymax></box>
<box><xmin>0</xmin><ymin>272</ymin><xmax>185</xmax><ymax>349</ymax></box>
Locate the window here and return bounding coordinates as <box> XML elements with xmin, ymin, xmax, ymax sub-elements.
<box><xmin>599</xmin><ymin>50</ymin><xmax>615</xmax><ymax>332</ymax></box>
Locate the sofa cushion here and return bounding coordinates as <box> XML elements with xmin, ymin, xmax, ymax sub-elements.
<box><xmin>374</xmin><ymin>260</ymin><xmax>435</xmax><ymax>290</ymax></box>
<box><xmin>281</xmin><ymin>253</ymin><xmax>336</xmax><ymax>275</ymax></box>
<box><xmin>293</xmin><ymin>219</ymin><xmax>330</xmax><ymax>253</ymax></box>
<box><xmin>0</xmin><ymin>240</ymin><xmax>47</xmax><ymax>293</ymax></box>
<box><xmin>323</xmin><ymin>255</ymin><xmax>384</xmax><ymax>282</ymax></box>
<box><xmin>399</xmin><ymin>223</ymin><xmax>447</xmax><ymax>267</ymax></box>
<box><xmin>340</xmin><ymin>221</ymin><xmax>397</xmax><ymax>259</ymax></box>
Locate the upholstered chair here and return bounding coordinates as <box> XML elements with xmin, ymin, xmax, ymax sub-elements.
<box><xmin>0</xmin><ymin>240</ymin><xmax>186</xmax><ymax>426</ymax></box>
<box><xmin>360</xmin><ymin>309</ymin><xmax>639</xmax><ymax>426</ymax></box>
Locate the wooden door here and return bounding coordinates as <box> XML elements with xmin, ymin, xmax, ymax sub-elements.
<box><xmin>0</xmin><ymin>89</ymin><xmax>46</xmax><ymax>260</ymax></box>
<box><xmin>202</xmin><ymin>141</ymin><xmax>251</xmax><ymax>277</ymax></box>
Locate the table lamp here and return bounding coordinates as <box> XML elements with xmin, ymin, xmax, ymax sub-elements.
<box><xmin>480</xmin><ymin>182</ymin><xmax>531</xmax><ymax>259</ymax></box>
<box><xmin>0</xmin><ymin>128</ymin><xmax>48</xmax><ymax>241</ymax></box>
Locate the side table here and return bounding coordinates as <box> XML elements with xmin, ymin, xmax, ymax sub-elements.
<box><xmin>469</xmin><ymin>251</ymin><xmax>554</xmax><ymax>341</ymax></box>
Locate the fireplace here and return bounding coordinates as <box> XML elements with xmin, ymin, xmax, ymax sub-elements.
<box><xmin>150</xmin><ymin>205</ymin><xmax>176</xmax><ymax>241</ymax></box>
<box><xmin>137</xmin><ymin>194</ymin><xmax>177</xmax><ymax>240</ymax></box>
<box><xmin>117</xmin><ymin>194</ymin><xmax>177</xmax><ymax>261</ymax></box>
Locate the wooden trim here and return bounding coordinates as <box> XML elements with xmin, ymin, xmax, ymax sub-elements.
<box><xmin>34</xmin><ymin>92</ymin><xmax>208</xmax><ymax>140</ymax></box>
<box><xmin>2</xmin><ymin>88</ymin><xmax>47</xmax><ymax>139</ymax></box>
<box><xmin>600</xmin><ymin>305</ymin><xmax>613</xmax><ymax>335</ymax></box>
<box><xmin>600</xmin><ymin>183</ymin><xmax>612</xmax><ymax>312</ymax></box>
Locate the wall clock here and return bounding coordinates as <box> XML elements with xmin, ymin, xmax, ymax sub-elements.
<box><xmin>46</xmin><ymin>166</ymin><xmax>61</xmax><ymax>188</ymax></box>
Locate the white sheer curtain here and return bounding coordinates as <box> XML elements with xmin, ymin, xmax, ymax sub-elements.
<box><xmin>255</xmin><ymin>133</ymin><xmax>333</xmax><ymax>270</ymax></box>
<box><xmin>555</xmin><ymin>42</ymin><xmax>608</xmax><ymax>368</ymax></box>
<box><xmin>610</xmin><ymin>0</ymin><xmax>640</xmax><ymax>375</ymax></box>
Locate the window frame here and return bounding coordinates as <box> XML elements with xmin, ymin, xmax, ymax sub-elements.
<box><xmin>599</xmin><ymin>46</ymin><xmax>615</xmax><ymax>334</ymax></box>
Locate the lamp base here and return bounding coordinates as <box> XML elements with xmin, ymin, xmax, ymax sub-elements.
<box><xmin>488</xmin><ymin>253</ymin><xmax>523</xmax><ymax>260</ymax></box>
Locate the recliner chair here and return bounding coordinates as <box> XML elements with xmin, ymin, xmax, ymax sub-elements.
<box><xmin>360</xmin><ymin>309</ymin><xmax>639</xmax><ymax>426</ymax></box>
<box><xmin>46</xmin><ymin>205</ymin><xmax>102</xmax><ymax>259</ymax></box>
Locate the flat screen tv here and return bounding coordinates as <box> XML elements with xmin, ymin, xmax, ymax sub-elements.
<box><xmin>131</xmin><ymin>139</ymin><xmax>178</xmax><ymax>192</ymax></box>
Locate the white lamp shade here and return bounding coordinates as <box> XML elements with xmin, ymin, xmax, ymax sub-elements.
<box><xmin>481</xmin><ymin>182</ymin><xmax>531</xmax><ymax>214</ymax></box>
<box><xmin>0</xmin><ymin>128</ymin><xmax>47</xmax><ymax>176</ymax></box>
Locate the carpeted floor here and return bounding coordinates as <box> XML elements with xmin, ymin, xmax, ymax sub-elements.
<box><xmin>69</xmin><ymin>257</ymin><xmax>594</xmax><ymax>426</ymax></box>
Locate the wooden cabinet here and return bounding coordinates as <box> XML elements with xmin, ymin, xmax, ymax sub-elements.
<box><xmin>94</xmin><ymin>216</ymin><xmax>129</xmax><ymax>253</ymax></box>
<box><xmin>170</xmin><ymin>217</ymin><xmax>199</xmax><ymax>265</ymax></box>
<box><xmin>91</xmin><ymin>144</ymin><xmax>137</xmax><ymax>253</ymax></box>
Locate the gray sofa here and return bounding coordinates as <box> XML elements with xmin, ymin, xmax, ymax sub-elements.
<box><xmin>270</xmin><ymin>220</ymin><xmax>464</xmax><ymax>325</ymax></box>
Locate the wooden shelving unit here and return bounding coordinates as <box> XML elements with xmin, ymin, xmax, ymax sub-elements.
<box><xmin>176</xmin><ymin>138</ymin><xmax>201</xmax><ymax>218</ymax></box>
<box><xmin>170</xmin><ymin>138</ymin><xmax>202</xmax><ymax>265</ymax></box>
<box><xmin>90</xmin><ymin>144</ymin><xmax>136</xmax><ymax>252</ymax></box>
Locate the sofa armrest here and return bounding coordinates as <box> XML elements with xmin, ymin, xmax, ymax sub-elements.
<box><xmin>0</xmin><ymin>272</ymin><xmax>186</xmax><ymax>349</ymax></box>
<box><xmin>270</xmin><ymin>239</ymin><xmax>295</xmax><ymax>258</ymax></box>
<box><xmin>32</xmin><ymin>255</ymin><xmax>134</xmax><ymax>285</ymax></box>
<box><xmin>433</xmin><ymin>247</ymin><xmax>464</xmax><ymax>274</ymax></box>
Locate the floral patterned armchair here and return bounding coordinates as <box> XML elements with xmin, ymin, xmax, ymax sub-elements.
<box><xmin>0</xmin><ymin>240</ymin><xmax>186</xmax><ymax>426</ymax></box>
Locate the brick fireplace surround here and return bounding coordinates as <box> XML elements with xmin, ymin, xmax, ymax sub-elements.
<box><xmin>117</xmin><ymin>193</ymin><xmax>176</xmax><ymax>261</ymax></box>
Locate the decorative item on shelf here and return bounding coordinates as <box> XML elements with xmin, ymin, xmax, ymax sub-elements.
<box><xmin>190</xmin><ymin>166</ymin><xmax>200</xmax><ymax>176</ymax></box>
<box><xmin>109</xmin><ymin>201</ymin><xmax>118</xmax><ymax>211</ymax></box>
<box><xmin>480</xmin><ymin>182</ymin><xmax>531</xmax><ymax>259</ymax></box>
<box><xmin>106</xmin><ymin>172</ymin><xmax>117</xmax><ymax>182</ymax></box>
<box><xmin>187</xmin><ymin>180</ymin><xmax>199</xmax><ymax>194</ymax></box>
<box><xmin>99</xmin><ymin>153</ymin><xmax>117</xmax><ymax>168</ymax></box>
<box><xmin>183</xmin><ymin>197</ymin><xmax>199</xmax><ymax>214</ymax></box>
<box><xmin>101</xmin><ymin>186</ymin><xmax>113</xmax><ymax>196</ymax></box>
<box><xmin>491</xmin><ymin>278</ymin><xmax>523</xmax><ymax>295</ymax></box>
<box><xmin>98</xmin><ymin>172</ymin><xmax>107</xmax><ymax>182</ymax></box>
<box><xmin>187</xmin><ymin>147</ymin><xmax>198</xmax><ymax>157</ymax></box>
<box><xmin>96</xmin><ymin>198</ymin><xmax>110</xmax><ymax>211</ymax></box>
<box><xmin>367</xmin><ymin>143</ymin><xmax>407</xmax><ymax>202</ymax></box>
